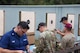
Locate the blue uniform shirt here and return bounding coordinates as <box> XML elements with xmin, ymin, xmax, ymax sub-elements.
<box><xmin>0</xmin><ymin>29</ymin><xmax>29</xmax><ymax>51</ymax></box>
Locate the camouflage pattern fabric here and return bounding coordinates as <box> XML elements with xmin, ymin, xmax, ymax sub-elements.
<box><xmin>61</xmin><ymin>33</ymin><xmax>75</xmax><ymax>49</ymax></box>
<box><xmin>36</xmin><ymin>30</ymin><xmax>58</xmax><ymax>53</ymax></box>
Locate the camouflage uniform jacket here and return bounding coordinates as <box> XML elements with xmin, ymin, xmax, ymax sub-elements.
<box><xmin>61</xmin><ymin>33</ymin><xmax>75</xmax><ymax>49</ymax></box>
<box><xmin>36</xmin><ymin>30</ymin><xmax>57</xmax><ymax>53</ymax></box>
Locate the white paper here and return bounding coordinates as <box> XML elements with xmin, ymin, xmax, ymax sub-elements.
<box><xmin>20</xmin><ymin>11</ymin><xmax>35</xmax><ymax>32</ymax></box>
<box><xmin>0</xmin><ymin>10</ymin><xmax>4</xmax><ymax>36</ymax></box>
<box><xmin>47</xmin><ymin>13</ymin><xmax>56</xmax><ymax>30</ymax></box>
<box><xmin>68</xmin><ymin>14</ymin><xmax>75</xmax><ymax>29</ymax></box>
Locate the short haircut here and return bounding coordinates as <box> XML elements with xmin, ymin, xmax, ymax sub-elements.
<box><xmin>37</xmin><ymin>22</ymin><xmax>46</xmax><ymax>31</ymax></box>
<box><xmin>60</xmin><ymin>17</ymin><xmax>68</xmax><ymax>22</ymax></box>
<box><xmin>17</xmin><ymin>21</ymin><xmax>29</xmax><ymax>29</ymax></box>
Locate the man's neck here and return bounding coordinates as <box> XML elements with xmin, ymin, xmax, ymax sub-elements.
<box><xmin>65</xmin><ymin>31</ymin><xmax>71</xmax><ymax>34</ymax></box>
<box><xmin>43</xmin><ymin>28</ymin><xmax>47</xmax><ymax>31</ymax></box>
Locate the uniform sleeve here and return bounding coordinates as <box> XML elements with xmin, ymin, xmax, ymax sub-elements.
<box><xmin>68</xmin><ymin>37</ymin><xmax>75</xmax><ymax>48</ymax></box>
<box><xmin>0</xmin><ymin>34</ymin><xmax>10</xmax><ymax>48</ymax></box>
<box><xmin>25</xmin><ymin>34</ymin><xmax>29</xmax><ymax>45</ymax></box>
<box><xmin>36</xmin><ymin>33</ymin><xmax>46</xmax><ymax>52</ymax></box>
<box><xmin>61</xmin><ymin>38</ymin><xmax>66</xmax><ymax>49</ymax></box>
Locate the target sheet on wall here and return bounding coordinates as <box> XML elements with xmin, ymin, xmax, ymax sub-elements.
<box><xmin>19</xmin><ymin>11</ymin><xmax>35</xmax><ymax>32</ymax></box>
<box><xmin>46</xmin><ymin>13</ymin><xmax>56</xmax><ymax>31</ymax></box>
<box><xmin>67</xmin><ymin>14</ymin><xmax>75</xmax><ymax>29</ymax></box>
<box><xmin>0</xmin><ymin>10</ymin><xmax>5</xmax><ymax>36</ymax></box>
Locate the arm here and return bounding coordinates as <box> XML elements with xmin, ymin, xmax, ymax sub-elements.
<box><xmin>26</xmin><ymin>45</ymin><xmax>32</xmax><ymax>53</ymax></box>
<box><xmin>0</xmin><ymin>35</ymin><xmax>24</xmax><ymax>53</ymax></box>
<box><xmin>26</xmin><ymin>45</ymin><xmax>30</xmax><ymax>51</ymax></box>
<box><xmin>0</xmin><ymin>47</ymin><xmax>24</xmax><ymax>53</ymax></box>
<box><xmin>61</xmin><ymin>38</ymin><xmax>66</xmax><ymax>49</ymax></box>
<box><xmin>25</xmin><ymin>34</ymin><xmax>32</xmax><ymax>53</ymax></box>
<box><xmin>56</xmin><ymin>30</ymin><xmax>65</xmax><ymax>36</ymax></box>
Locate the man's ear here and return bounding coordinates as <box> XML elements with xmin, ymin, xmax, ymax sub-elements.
<box><xmin>17</xmin><ymin>26</ymin><xmax>21</xmax><ymax>29</ymax></box>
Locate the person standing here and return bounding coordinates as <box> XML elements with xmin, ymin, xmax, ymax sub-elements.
<box><xmin>36</xmin><ymin>22</ymin><xmax>57</xmax><ymax>53</ymax></box>
<box><xmin>0</xmin><ymin>21</ymin><xmax>31</xmax><ymax>53</ymax></box>
<box><xmin>57</xmin><ymin>24</ymin><xmax>75</xmax><ymax>49</ymax></box>
<box><xmin>58</xmin><ymin>16</ymin><xmax>72</xmax><ymax>36</ymax></box>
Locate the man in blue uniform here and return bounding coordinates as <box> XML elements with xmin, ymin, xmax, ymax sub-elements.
<box><xmin>0</xmin><ymin>21</ymin><xmax>31</xmax><ymax>53</ymax></box>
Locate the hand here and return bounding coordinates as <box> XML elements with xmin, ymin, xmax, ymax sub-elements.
<box><xmin>56</xmin><ymin>29</ymin><xmax>61</xmax><ymax>34</ymax></box>
<box><xmin>27</xmin><ymin>49</ymin><xmax>32</xmax><ymax>53</ymax></box>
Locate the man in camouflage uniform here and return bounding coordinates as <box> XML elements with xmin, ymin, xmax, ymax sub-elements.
<box><xmin>36</xmin><ymin>22</ymin><xmax>57</xmax><ymax>53</ymax></box>
<box><xmin>56</xmin><ymin>23</ymin><xmax>75</xmax><ymax>50</ymax></box>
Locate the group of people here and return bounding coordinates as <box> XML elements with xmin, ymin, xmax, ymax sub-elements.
<box><xmin>0</xmin><ymin>17</ymin><xmax>75</xmax><ymax>53</ymax></box>
<box><xmin>36</xmin><ymin>17</ymin><xmax>75</xmax><ymax>53</ymax></box>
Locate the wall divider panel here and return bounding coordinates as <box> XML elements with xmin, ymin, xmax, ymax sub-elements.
<box><xmin>0</xmin><ymin>10</ymin><xmax>5</xmax><ymax>36</ymax></box>
<box><xmin>46</xmin><ymin>13</ymin><xmax>56</xmax><ymax>31</ymax></box>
